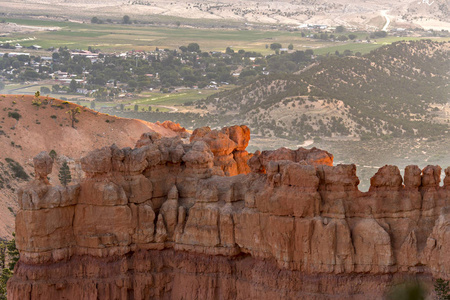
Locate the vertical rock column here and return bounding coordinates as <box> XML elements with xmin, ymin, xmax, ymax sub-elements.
<box><xmin>16</xmin><ymin>151</ymin><xmax>79</xmax><ymax>264</ymax></box>
<box><xmin>74</xmin><ymin>147</ymin><xmax>133</xmax><ymax>257</ymax></box>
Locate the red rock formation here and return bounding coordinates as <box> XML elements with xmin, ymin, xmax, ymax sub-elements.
<box><xmin>191</xmin><ymin>125</ymin><xmax>252</xmax><ymax>176</ymax></box>
<box><xmin>155</xmin><ymin>120</ymin><xmax>190</xmax><ymax>138</ymax></box>
<box><xmin>7</xmin><ymin>128</ymin><xmax>449</xmax><ymax>299</ymax></box>
<box><xmin>249</xmin><ymin>146</ymin><xmax>333</xmax><ymax>174</ymax></box>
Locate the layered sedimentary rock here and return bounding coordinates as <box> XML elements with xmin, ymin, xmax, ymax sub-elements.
<box><xmin>190</xmin><ymin>125</ymin><xmax>252</xmax><ymax>176</ymax></box>
<box><xmin>155</xmin><ymin>120</ymin><xmax>190</xmax><ymax>138</ymax></box>
<box><xmin>7</xmin><ymin>126</ymin><xmax>450</xmax><ymax>300</ymax></box>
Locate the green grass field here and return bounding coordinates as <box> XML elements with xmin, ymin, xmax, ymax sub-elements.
<box><xmin>2</xmin><ymin>17</ymin><xmax>447</xmax><ymax>55</ymax></box>
<box><xmin>135</xmin><ymin>87</ymin><xmax>234</xmax><ymax>105</ymax></box>
<box><xmin>2</xmin><ymin>82</ymin><xmax>224</xmax><ymax>113</ymax></box>
<box><xmin>65</xmin><ymin>99</ymin><xmax>172</xmax><ymax>112</ymax></box>
<box><xmin>313</xmin><ymin>42</ymin><xmax>382</xmax><ymax>55</ymax></box>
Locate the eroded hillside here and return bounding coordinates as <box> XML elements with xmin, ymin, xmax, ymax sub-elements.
<box><xmin>0</xmin><ymin>0</ymin><xmax>448</xmax><ymax>30</ymax></box>
<box><xmin>0</xmin><ymin>94</ymin><xmax>182</xmax><ymax>239</ymax></box>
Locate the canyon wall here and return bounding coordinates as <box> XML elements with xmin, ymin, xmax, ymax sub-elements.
<box><xmin>7</xmin><ymin>125</ymin><xmax>450</xmax><ymax>299</ymax></box>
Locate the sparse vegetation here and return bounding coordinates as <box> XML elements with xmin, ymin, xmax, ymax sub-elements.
<box><xmin>7</xmin><ymin>112</ymin><xmax>21</xmax><ymax>121</ymax></box>
<box><xmin>270</xmin><ymin>43</ymin><xmax>282</xmax><ymax>51</ymax></box>
<box><xmin>91</xmin><ymin>16</ymin><xmax>102</xmax><ymax>24</ymax></box>
<box><xmin>58</xmin><ymin>161</ymin><xmax>72</xmax><ymax>187</ymax></box>
<box><xmin>67</xmin><ymin>107</ymin><xmax>81</xmax><ymax>128</ymax></box>
<box><xmin>49</xmin><ymin>150</ymin><xmax>57</xmax><ymax>160</ymax></box>
<box><xmin>335</xmin><ymin>25</ymin><xmax>346</xmax><ymax>33</ymax></box>
<box><xmin>5</xmin><ymin>158</ymin><xmax>29</xmax><ymax>181</ymax></box>
<box><xmin>435</xmin><ymin>278</ymin><xmax>450</xmax><ymax>300</ymax></box>
<box><xmin>387</xmin><ymin>280</ymin><xmax>425</xmax><ymax>300</ymax></box>
<box><xmin>32</xmin><ymin>94</ymin><xmax>42</xmax><ymax>108</ymax></box>
<box><xmin>40</xmin><ymin>87</ymin><xmax>51</xmax><ymax>94</ymax></box>
<box><xmin>184</xmin><ymin>40</ymin><xmax>450</xmax><ymax>141</ymax></box>
<box><xmin>122</xmin><ymin>15</ymin><xmax>132</xmax><ymax>24</ymax></box>
<box><xmin>0</xmin><ymin>233</ymin><xmax>19</xmax><ymax>299</ymax></box>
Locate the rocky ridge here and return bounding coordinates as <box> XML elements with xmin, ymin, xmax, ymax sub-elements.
<box><xmin>0</xmin><ymin>94</ymin><xmax>183</xmax><ymax>240</ymax></box>
<box><xmin>7</xmin><ymin>125</ymin><xmax>450</xmax><ymax>299</ymax></box>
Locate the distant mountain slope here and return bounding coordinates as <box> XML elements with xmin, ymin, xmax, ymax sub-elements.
<box><xmin>0</xmin><ymin>95</ymin><xmax>179</xmax><ymax>239</ymax></box>
<box><xmin>0</xmin><ymin>0</ymin><xmax>448</xmax><ymax>30</ymax></box>
<box><xmin>199</xmin><ymin>40</ymin><xmax>449</xmax><ymax>142</ymax></box>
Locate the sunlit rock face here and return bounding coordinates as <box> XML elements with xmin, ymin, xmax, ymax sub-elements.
<box><xmin>8</xmin><ymin>125</ymin><xmax>449</xmax><ymax>300</ymax></box>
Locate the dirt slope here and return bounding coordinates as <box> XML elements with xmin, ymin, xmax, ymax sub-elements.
<box><xmin>0</xmin><ymin>0</ymin><xmax>448</xmax><ymax>30</ymax></box>
<box><xmin>0</xmin><ymin>94</ymin><xmax>179</xmax><ymax>239</ymax></box>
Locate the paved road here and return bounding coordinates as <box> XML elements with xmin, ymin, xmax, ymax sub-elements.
<box><xmin>381</xmin><ymin>10</ymin><xmax>390</xmax><ymax>31</ymax></box>
<box><xmin>293</xmin><ymin>62</ymin><xmax>318</xmax><ymax>75</ymax></box>
<box><xmin>4</xmin><ymin>84</ymin><xmax>40</xmax><ymax>94</ymax></box>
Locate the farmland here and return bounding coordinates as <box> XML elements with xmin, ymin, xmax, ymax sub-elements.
<box><xmin>2</xmin><ymin>17</ymin><xmax>448</xmax><ymax>55</ymax></box>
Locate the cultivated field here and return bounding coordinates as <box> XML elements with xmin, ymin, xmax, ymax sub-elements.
<box><xmin>1</xmin><ymin>17</ymin><xmax>449</xmax><ymax>55</ymax></box>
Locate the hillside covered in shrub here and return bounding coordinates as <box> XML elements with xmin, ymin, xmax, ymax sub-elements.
<box><xmin>195</xmin><ymin>40</ymin><xmax>449</xmax><ymax>141</ymax></box>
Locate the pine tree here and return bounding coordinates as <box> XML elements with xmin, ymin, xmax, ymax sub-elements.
<box><xmin>58</xmin><ymin>161</ymin><xmax>72</xmax><ymax>187</ymax></box>
<box><xmin>0</xmin><ymin>234</ymin><xmax>19</xmax><ymax>300</ymax></box>
<box><xmin>49</xmin><ymin>150</ymin><xmax>57</xmax><ymax>161</ymax></box>
<box><xmin>6</xmin><ymin>234</ymin><xmax>18</xmax><ymax>271</ymax></box>
<box><xmin>0</xmin><ymin>268</ymin><xmax>11</xmax><ymax>300</ymax></box>
<box><xmin>0</xmin><ymin>241</ymin><xmax>5</xmax><ymax>270</ymax></box>
<box><xmin>435</xmin><ymin>278</ymin><xmax>450</xmax><ymax>300</ymax></box>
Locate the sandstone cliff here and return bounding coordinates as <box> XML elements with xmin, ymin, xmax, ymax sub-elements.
<box><xmin>7</xmin><ymin>125</ymin><xmax>450</xmax><ymax>299</ymax></box>
<box><xmin>0</xmin><ymin>94</ymin><xmax>183</xmax><ymax>239</ymax></box>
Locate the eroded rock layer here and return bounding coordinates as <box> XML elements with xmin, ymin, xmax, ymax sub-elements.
<box><xmin>7</xmin><ymin>125</ymin><xmax>450</xmax><ymax>299</ymax></box>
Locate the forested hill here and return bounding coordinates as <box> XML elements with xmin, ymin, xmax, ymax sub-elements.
<box><xmin>199</xmin><ymin>40</ymin><xmax>450</xmax><ymax>141</ymax></box>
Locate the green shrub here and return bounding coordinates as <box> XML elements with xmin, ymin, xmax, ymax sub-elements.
<box><xmin>435</xmin><ymin>278</ymin><xmax>450</xmax><ymax>300</ymax></box>
<box><xmin>5</xmin><ymin>158</ymin><xmax>29</xmax><ymax>180</ymax></box>
<box><xmin>7</xmin><ymin>112</ymin><xmax>21</xmax><ymax>121</ymax></box>
<box><xmin>49</xmin><ymin>150</ymin><xmax>57</xmax><ymax>160</ymax></box>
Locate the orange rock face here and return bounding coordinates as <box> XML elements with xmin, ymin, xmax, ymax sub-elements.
<box><xmin>155</xmin><ymin>120</ymin><xmax>190</xmax><ymax>138</ymax></box>
<box><xmin>249</xmin><ymin>146</ymin><xmax>333</xmax><ymax>174</ymax></box>
<box><xmin>8</xmin><ymin>126</ymin><xmax>450</xmax><ymax>299</ymax></box>
<box><xmin>191</xmin><ymin>125</ymin><xmax>252</xmax><ymax>176</ymax></box>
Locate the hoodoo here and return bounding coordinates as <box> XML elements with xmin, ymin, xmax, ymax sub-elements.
<box><xmin>7</xmin><ymin>125</ymin><xmax>450</xmax><ymax>299</ymax></box>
